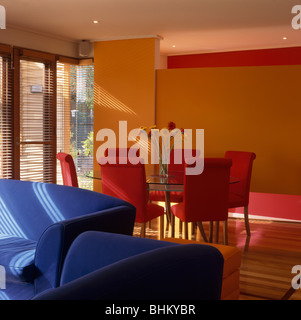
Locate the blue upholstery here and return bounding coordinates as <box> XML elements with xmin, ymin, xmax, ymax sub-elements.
<box><xmin>33</xmin><ymin>231</ymin><xmax>224</xmax><ymax>300</ymax></box>
<box><xmin>0</xmin><ymin>234</ymin><xmax>36</xmax><ymax>282</ymax></box>
<box><xmin>60</xmin><ymin>231</ymin><xmax>179</xmax><ymax>285</ymax></box>
<box><xmin>0</xmin><ymin>179</ymin><xmax>136</xmax><ymax>300</ymax></box>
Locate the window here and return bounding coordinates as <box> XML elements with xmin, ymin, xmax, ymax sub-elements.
<box><xmin>57</xmin><ymin>61</ymin><xmax>94</xmax><ymax>189</ymax></box>
<box><xmin>0</xmin><ymin>44</ymin><xmax>94</xmax><ymax>189</ymax></box>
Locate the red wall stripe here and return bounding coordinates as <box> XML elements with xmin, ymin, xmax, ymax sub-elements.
<box><xmin>232</xmin><ymin>192</ymin><xmax>301</xmax><ymax>221</ymax></box>
<box><xmin>168</xmin><ymin>47</ymin><xmax>301</xmax><ymax>69</ymax></box>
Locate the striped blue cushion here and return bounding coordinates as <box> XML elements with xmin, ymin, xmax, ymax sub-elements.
<box><xmin>0</xmin><ymin>234</ymin><xmax>36</xmax><ymax>283</ymax></box>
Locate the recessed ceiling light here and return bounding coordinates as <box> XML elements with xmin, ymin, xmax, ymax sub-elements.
<box><xmin>93</xmin><ymin>20</ymin><xmax>99</xmax><ymax>24</ymax></box>
<box><xmin>172</xmin><ymin>45</ymin><xmax>176</xmax><ymax>48</ymax></box>
<box><xmin>283</xmin><ymin>37</ymin><xmax>287</xmax><ymax>40</ymax></box>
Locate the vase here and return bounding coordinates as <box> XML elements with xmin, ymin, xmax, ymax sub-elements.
<box><xmin>159</xmin><ymin>161</ymin><xmax>168</xmax><ymax>177</ymax></box>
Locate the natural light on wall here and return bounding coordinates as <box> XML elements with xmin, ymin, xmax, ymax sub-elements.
<box><xmin>94</xmin><ymin>82</ymin><xmax>137</xmax><ymax>115</ymax></box>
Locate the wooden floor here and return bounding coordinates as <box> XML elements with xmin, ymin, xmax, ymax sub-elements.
<box><xmin>133</xmin><ymin>216</ymin><xmax>301</xmax><ymax>300</ymax></box>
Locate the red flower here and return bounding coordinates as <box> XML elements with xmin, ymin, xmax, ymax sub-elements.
<box><xmin>168</xmin><ymin>121</ymin><xmax>176</xmax><ymax>131</ymax></box>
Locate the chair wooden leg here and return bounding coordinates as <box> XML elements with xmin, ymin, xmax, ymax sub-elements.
<box><xmin>184</xmin><ymin>222</ymin><xmax>189</xmax><ymax>239</ymax></box>
<box><xmin>171</xmin><ymin>214</ymin><xmax>175</xmax><ymax>237</ymax></box>
<box><xmin>141</xmin><ymin>222</ymin><xmax>146</xmax><ymax>238</ymax></box>
<box><xmin>197</xmin><ymin>222</ymin><xmax>208</xmax><ymax>242</ymax></box>
<box><xmin>179</xmin><ymin>220</ymin><xmax>183</xmax><ymax>237</ymax></box>
<box><xmin>209</xmin><ymin>221</ymin><xmax>213</xmax><ymax>243</ymax></box>
<box><xmin>159</xmin><ymin>215</ymin><xmax>164</xmax><ymax>240</ymax></box>
<box><xmin>244</xmin><ymin>206</ymin><xmax>251</xmax><ymax>236</ymax></box>
<box><xmin>214</xmin><ymin>221</ymin><xmax>219</xmax><ymax>243</ymax></box>
<box><xmin>191</xmin><ymin>222</ymin><xmax>196</xmax><ymax>240</ymax></box>
<box><xmin>223</xmin><ymin>220</ymin><xmax>228</xmax><ymax>245</ymax></box>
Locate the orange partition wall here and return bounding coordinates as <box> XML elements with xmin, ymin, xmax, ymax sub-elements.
<box><xmin>93</xmin><ymin>38</ymin><xmax>158</xmax><ymax>191</ymax></box>
<box><xmin>156</xmin><ymin>65</ymin><xmax>301</xmax><ymax>196</ymax></box>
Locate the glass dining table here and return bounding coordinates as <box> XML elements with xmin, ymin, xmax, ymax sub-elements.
<box><xmin>87</xmin><ymin>169</ymin><xmax>239</xmax><ymax>238</ymax></box>
<box><xmin>146</xmin><ymin>169</ymin><xmax>239</xmax><ymax>237</ymax></box>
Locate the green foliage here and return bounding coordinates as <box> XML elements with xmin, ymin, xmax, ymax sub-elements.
<box><xmin>82</xmin><ymin>131</ymin><xmax>93</xmax><ymax>156</ymax></box>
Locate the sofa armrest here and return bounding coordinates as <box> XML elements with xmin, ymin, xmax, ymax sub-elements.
<box><xmin>33</xmin><ymin>205</ymin><xmax>135</xmax><ymax>295</ymax></box>
<box><xmin>61</xmin><ymin>231</ymin><xmax>180</xmax><ymax>285</ymax></box>
<box><xmin>33</xmin><ymin>243</ymin><xmax>224</xmax><ymax>300</ymax></box>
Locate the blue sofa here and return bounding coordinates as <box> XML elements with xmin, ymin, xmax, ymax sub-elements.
<box><xmin>0</xmin><ymin>179</ymin><xmax>136</xmax><ymax>300</ymax></box>
<box><xmin>33</xmin><ymin>231</ymin><xmax>224</xmax><ymax>300</ymax></box>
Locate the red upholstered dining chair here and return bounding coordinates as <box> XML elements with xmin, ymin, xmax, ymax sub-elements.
<box><xmin>99</xmin><ymin>158</ymin><xmax>165</xmax><ymax>238</ymax></box>
<box><xmin>56</xmin><ymin>152</ymin><xmax>78</xmax><ymax>187</ymax></box>
<box><xmin>225</xmin><ymin>151</ymin><xmax>256</xmax><ymax>237</ymax></box>
<box><xmin>171</xmin><ymin>158</ymin><xmax>232</xmax><ymax>245</ymax></box>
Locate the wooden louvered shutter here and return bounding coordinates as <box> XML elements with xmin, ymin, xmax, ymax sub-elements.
<box><xmin>0</xmin><ymin>48</ymin><xmax>13</xmax><ymax>179</ymax></box>
<box><xmin>19</xmin><ymin>52</ymin><xmax>56</xmax><ymax>183</ymax></box>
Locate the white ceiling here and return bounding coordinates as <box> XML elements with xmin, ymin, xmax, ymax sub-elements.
<box><xmin>1</xmin><ymin>0</ymin><xmax>301</xmax><ymax>55</ymax></box>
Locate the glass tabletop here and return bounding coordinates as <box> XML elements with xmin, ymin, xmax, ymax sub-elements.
<box><xmin>146</xmin><ymin>171</ymin><xmax>184</xmax><ymax>185</ymax></box>
<box><xmin>146</xmin><ymin>169</ymin><xmax>239</xmax><ymax>192</ymax></box>
<box><xmin>146</xmin><ymin>170</ymin><xmax>184</xmax><ymax>192</ymax></box>
<box><xmin>87</xmin><ymin>170</ymin><xmax>239</xmax><ymax>192</ymax></box>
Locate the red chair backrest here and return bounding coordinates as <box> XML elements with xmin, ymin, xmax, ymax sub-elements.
<box><xmin>100</xmin><ymin>159</ymin><xmax>148</xmax><ymax>223</ymax></box>
<box><xmin>183</xmin><ymin>158</ymin><xmax>232</xmax><ymax>222</ymax></box>
<box><xmin>56</xmin><ymin>152</ymin><xmax>78</xmax><ymax>187</ymax></box>
<box><xmin>169</xmin><ymin>149</ymin><xmax>200</xmax><ymax>172</ymax></box>
<box><xmin>103</xmin><ymin>148</ymin><xmax>140</xmax><ymax>160</ymax></box>
<box><xmin>225</xmin><ymin>151</ymin><xmax>256</xmax><ymax>206</ymax></box>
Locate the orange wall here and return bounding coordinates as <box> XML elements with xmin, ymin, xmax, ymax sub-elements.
<box><xmin>156</xmin><ymin>65</ymin><xmax>301</xmax><ymax>195</ymax></box>
<box><xmin>93</xmin><ymin>38</ymin><xmax>157</xmax><ymax>190</ymax></box>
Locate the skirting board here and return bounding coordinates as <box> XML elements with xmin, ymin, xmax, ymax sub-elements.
<box><xmin>228</xmin><ymin>212</ymin><xmax>300</xmax><ymax>223</ymax></box>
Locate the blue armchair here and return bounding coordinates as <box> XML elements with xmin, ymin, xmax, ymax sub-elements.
<box><xmin>33</xmin><ymin>231</ymin><xmax>224</xmax><ymax>300</ymax></box>
<box><xmin>0</xmin><ymin>179</ymin><xmax>136</xmax><ymax>300</ymax></box>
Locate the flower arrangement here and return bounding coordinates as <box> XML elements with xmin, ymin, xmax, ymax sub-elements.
<box><xmin>139</xmin><ymin>121</ymin><xmax>184</xmax><ymax>176</ymax></box>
